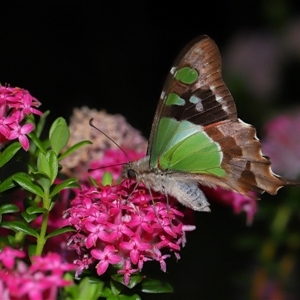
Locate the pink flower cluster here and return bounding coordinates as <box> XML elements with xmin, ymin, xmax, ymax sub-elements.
<box><xmin>0</xmin><ymin>86</ymin><xmax>42</xmax><ymax>150</ymax></box>
<box><xmin>0</xmin><ymin>247</ymin><xmax>76</xmax><ymax>300</ymax></box>
<box><xmin>63</xmin><ymin>181</ymin><xmax>192</xmax><ymax>286</ymax></box>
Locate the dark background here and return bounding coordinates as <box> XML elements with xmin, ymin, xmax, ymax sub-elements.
<box><xmin>1</xmin><ymin>1</ymin><xmax>288</xmax><ymax>132</ymax></box>
<box><xmin>1</xmin><ymin>1</ymin><xmax>300</xmax><ymax>299</ymax></box>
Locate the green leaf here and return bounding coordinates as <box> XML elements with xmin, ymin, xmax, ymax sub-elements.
<box><xmin>21</xmin><ymin>210</ymin><xmax>37</xmax><ymax>223</ymax></box>
<box><xmin>45</xmin><ymin>226</ymin><xmax>76</xmax><ymax>240</ymax></box>
<box><xmin>0</xmin><ymin>142</ymin><xmax>22</xmax><ymax>167</ymax></box>
<box><xmin>28</xmin><ymin>132</ymin><xmax>47</xmax><ymax>154</ymax></box>
<box><xmin>102</xmin><ymin>171</ymin><xmax>113</xmax><ymax>186</ymax></box>
<box><xmin>101</xmin><ymin>286</ymin><xmax>113</xmax><ymax>298</ymax></box>
<box><xmin>88</xmin><ymin>176</ymin><xmax>99</xmax><ymax>187</ymax></box>
<box><xmin>49</xmin><ymin>117</ymin><xmax>70</xmax><ymax>155</ymax></box>
<box><xmin>111</xmin><ymin>273</ymin><xmax>143</xmax><ymax>289</ymax></box>
<box><xmin>37</xmin><ymin>152</ymin><xmax>51</xmax><ymax>177</ymax></box>
<box><xmin>28</xmin><ymin>244</ymin><xmax>37</xmax><ymax>258</ymax></box>
<box><xmin>32</xmin><ymin>172</ymin><xmax>51</xmax><ymax>195</ymax></box>
<box><xmin>0</xmin><ymin>236</ymin><xmax>10</xmax><ymax>247</ymax></box>
<box><xmin>0</xmin><ymin>221</ymin><xmax>39</xmax><ymax>238</ymax></box>
<box><xmin>107</xmin><ymin>295</ymin><xmax>120</xmax><ymax>300</ymax></box>
<box><xmin>119</xmin><ymin>294</ymin><xmax>141</xmax><ymax>300</ymax></box>
<box><xmin>110</xmin><ymin>279</ymin><xmax>124</xmax><ymax>295</ymax></box>
<box><xmin>46</xmin><ymin>150</ymin><xmax>58</xmax><ymax>184</ymax></box>
<box><xmin>63</xmin><ymin>273</ymin><xmax>77</xmax><ymax>298</ymax></box>
<box><xmin>0</xmin><ymin>204</ymin><xmax>19</xmax><ymax>214</ymax></box>
<box><xmin>107</xmin><ymin>295</ymin><xmax>141</xmax><ymax>300</ymax></box>
<box><xmin>140</xmin><ymin>278</ymin><xmax>173</xmax><ymax>293</ymax></box>
<box><xmin>59</xmin><ymin>140</ymin><xmax>92</xmax><ymax>161</ymax></box>
<box><xmin>49</xmin><ymin>117</ymin><xmax>63</xmax><ymax>137</ymax></box>
<box><xmin>36</xmin><ymin>150</ymin><xmax>59</xmax><ymax>185</ymax></box>
<box><xmin>0</xmin><ymin>175</ymin><xmax>17</xmax><ymax>193</ymax></box>
<box><xmin>0</xmin><ymin>175</ymin><xmax>18</xmax><ymax>193</ymax></box>
<box><xmin>49</xmin><ymin>178</ymin><xmax>78</xmax><ymax>198</ymax></box>
<box><xmin>13</xmin><ymin>173</ymin><xmax>44</xmax><ymax>197</ymax></box>
<box><xmin>26</xmin><ymin>206</ymin><xmax>48</xmax><ymax>215</ymax></box>
<box><xmin>77</xmin><ymin>277</ymin><xmax>104</xmax><ymax>300</ymax></box>
<box><xmin>35</xmin><ymin>110</ymin><xmax>50</xmax><ymax>138</ymax></box>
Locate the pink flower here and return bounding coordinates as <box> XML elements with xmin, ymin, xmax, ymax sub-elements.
<box><xmin>117</xmin><ymin>260</ymin><xmax>138</xmax><ymax>286</ymax></box>
<box><xmin>0</xmin><ymin>85</ymin><xmax>42</xmax><ymax>150</ymax></box>
<box><xmin>63</xmin><ymin>175</ymin><xmax>194</xmax><ymax>285</ymax></box>
<box><xmin>85</xmin><ymin>222</ymin><xmax>112</xmax><ymax>247</ymax></box>
<box><xmin>74</xmin><ymin>254</ymin><xmax>94</xmax><ymax>279</ymax></box>
<box><xmin>91</xmin><ymin>245</ymin><xmax>122</xmax><ymax>276</ymax></box>
<box><xmin>0</xmin><ymin>247</ymin><xmax>25</xmax><ymax>270</ymax></box>
<box><xmin>8</xmin><ymin>122</ymin><xmax>34</xmax><ymax>151</ymax></box>
<box><xmin>120</xmin><ymin>234</ymin><xmax>150</xmax><ymax>265</ymax></box>
<box><xmin>151</xmin><ymin>248</ymin><xmax>170</xmax><ymax>272</ymax></box>
<box><xmin>0</xmin><ymin>248</ymin><xmax>75</xmax><ymax>300</ymax></box>
<box><xmin>30</xmin><ymin>252</ymin><xmax>76</xmax><ymax>275</ymax></box>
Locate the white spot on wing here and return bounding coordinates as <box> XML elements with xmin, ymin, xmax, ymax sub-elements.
<box><xmin>189</xmin><ymin>95</ymin><xmax>204</xmax><ymax>111</ymax></box>
<box><xmin>170</xmin><ymin>66</ymin><xmax>177</xmax><ymax>75</ymax></box>
<box><xmin>215</xmin><ymin>94</ymin><xmax>222</xmax><ymax>102</ymax></box>
<box><xmin>216</xmin><ymin>93</ymin><xmax>231</xmax><ymax>113</ymax></box>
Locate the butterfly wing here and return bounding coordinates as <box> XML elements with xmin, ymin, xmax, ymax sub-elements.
<box><xmin>147</xmin><ymin>35</ymin><xmax>289</xmax><ymax>197</ymax></box>
<box><xmin>148</xmin><ymin>35</ymin><xmax>236</xmax><ymax>153</ymax></box>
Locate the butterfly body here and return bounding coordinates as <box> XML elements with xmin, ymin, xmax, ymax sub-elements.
<box><xmin>124</xmin><ymin>156</ymin><xmax>210</xmax><ymax>211</ymax></box>
<box><xmin>123</xmin><ymin>35</ymin><xmax>294</xmax><ymax>211</ymax></box>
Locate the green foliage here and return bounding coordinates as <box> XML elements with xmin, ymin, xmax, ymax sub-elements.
<box><xmin>0</xmin><ymin>114</ymin><xmax>88</xmax><ymax>257</ymax></box>
<box><xmin>102</xmin><ymin>171</ymin><xmax>113</xmax><ymax>186</ymax></box>
<box><xmin>0</xmin><ymin>142</ymin><xmax>22</xmax><ymax>167</ymax></box>
<box><xmin>62</xmin><ymin>273</ymin><xmax>172</xmax><ymax>300</ymax></box>
<box><xmin>140</xmin><ymin>279</ymin><xmax>173</xmax><ymax>293</ymax></box>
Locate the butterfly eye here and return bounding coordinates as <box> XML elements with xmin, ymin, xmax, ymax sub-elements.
<box><xmin>127</xmin><ymin>169</ymin><xmax>136</xmax><ymax>179</ymax></box>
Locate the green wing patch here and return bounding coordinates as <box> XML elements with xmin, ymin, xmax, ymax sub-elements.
<box><xmin>150</xmin><ymin>117</ymin><xmax>225</xmax><ymax>177</ymax></box>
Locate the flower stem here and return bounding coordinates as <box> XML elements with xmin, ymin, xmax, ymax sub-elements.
<box><xmin>35</xmin><ymin>194</ymin><xmax>51</xmax><ymax>256</ymax></box>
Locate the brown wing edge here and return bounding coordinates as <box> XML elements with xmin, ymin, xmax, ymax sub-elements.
<box><xmin>187</xmin><ymin>119</ymin><xmax>300</xmax><ymax>198</ymax></box>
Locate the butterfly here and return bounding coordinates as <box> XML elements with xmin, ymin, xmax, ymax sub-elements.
<box><xmin>122</xmin><ymin>35</ymin><xmax>297</xmax><ymax>212</ymax></box>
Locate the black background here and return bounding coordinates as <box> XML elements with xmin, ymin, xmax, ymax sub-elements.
<box><xmin>1</xmin><ymin>1</ymin><xmax>279</xmax><ymax>132</ymax></box>
<box><xmin>1</xmin><ymin>1</ymin><xmax>300</xmax><ymax>299</ymax></box>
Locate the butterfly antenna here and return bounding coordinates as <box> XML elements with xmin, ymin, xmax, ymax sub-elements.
<box><xmin>88</xmin><ymin>162</ymin><xmax>126</xmax><ymax>173</ymax></box>
<box><xmin>89</xmin><ymin>118</ymin><xmax>130</xmax><ymax>162</ymax></box>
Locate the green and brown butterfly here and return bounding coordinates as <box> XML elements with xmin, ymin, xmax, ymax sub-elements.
<box><xmin>123</xmin><ymin>35</ymin><xmax>299</xmax><ymax>212</ymax></box>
